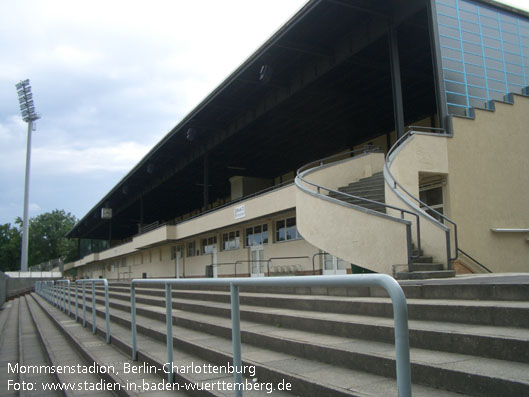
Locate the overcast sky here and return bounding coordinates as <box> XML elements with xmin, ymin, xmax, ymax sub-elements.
<box><xmin>1</xmin><ymin>0</ymin><xmax>528</xmax><ymax>226</ymax></box>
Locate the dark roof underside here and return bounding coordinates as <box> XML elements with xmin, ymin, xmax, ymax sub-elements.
<box><xmin>69</xmin><ymin>0</ymin><xmax>438</xmax><ymax>240</ymax></box>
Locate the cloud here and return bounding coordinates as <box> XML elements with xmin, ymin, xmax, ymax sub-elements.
<box><xmin>32</xmin><ymin>140</ymin><xmax>153</xmax><ymax>175</ymax></box>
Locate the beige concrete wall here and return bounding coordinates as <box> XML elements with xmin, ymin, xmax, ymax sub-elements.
<box><xmin>305</xmin><ymin>152</ymin><xmax>385</xmax><ymax>192</ymax></box>
<box><xmin>176</xmin><ymin>184</ymin><xmax>296</xmax><ymax>239</ymax></box>
<box><xmin>385</xmin><ymin>134</ymin><xmax>451</xmax><ymax>265</ymax></box>
<box><xmin>447</xmin><ymin>95</ymin><xmax>529</xmax><ymax>272</ymax></box>
<box><xmin>296</xmin><ymin>187</ymin><xmax>409</xmax><ymax>274</ymax></box>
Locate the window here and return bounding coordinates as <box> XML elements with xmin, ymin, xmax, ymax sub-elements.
<box><xmin>276</xmin><ymin>217</ymin><xmax>301</xmax><ymax>242</ymax></box>
<box><xmin>171</xmin><ymin>245</ymin><xmax>182</xmax><ymax>260</ymax></box>
<box><xmin>245</xmin><ymin>224</ymin><xmax>268</xmax><ymax>246</ymax></box>
<box><xmin>420</xmin><ymin>185</ymin><xmax>444</xmax><ymax>223</ymax></box>
<box><xmin>222</xmin><ymin>230</ymin><xmax>240</xmax><ymax>251</ymax></box>
<box><xmin>201</xmin><ymin>236</ymin><xmax>217</xmax><ymax>254</ymax></box>
<box><xmin>187</xmin><ymin>241</ymin><xmax>196</xmax><ymax>257</ymax></box>
<box><xmin>120</xmin><ymin>258</ymin><xmax>127</xmax><ymax>267</ymax></box>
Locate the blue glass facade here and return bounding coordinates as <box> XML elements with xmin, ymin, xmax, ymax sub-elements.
<box><xmin>435</xmin><ymin>0</ymin><xmax>529</xmax><ymax>115</ymax></box>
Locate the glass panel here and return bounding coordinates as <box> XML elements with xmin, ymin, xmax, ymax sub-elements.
<box><xmin>246</xmin><ymin>228</ymin><xmax>253</xmax><ymax>247</ymax></box>
<box><xmin>468</xmin><ymin>86</ymin><xmax>487</xmax><ymax>97</ymax></box>
<box><xmin>324</xmin><ymin>254</ymin><xmax>333</xmax><ymax>270</ymax></box>
<box><xmin>286</xmin><ymin>217</ymin><xmax>297</xmax><ymax>240</ymax></box>
<box><xmin>480</xmin><ymin>16</ymin><xmax>498</xmax><ymax>29</ymax></box>
<box><xmin>461</xmin><ymin>20</ymin><xmax>479</xmax><ymax>33</ymax></box>
<box><xmin>420</xmin><ymin>186</ymin><xmax>443</xmax><ymax>206</ymax></box>
<box><xmin>464</xmin><ymin>64</ymin><xmax>484</xmax><ymax>76</ymax></box>
<box><xmin>262</xmin><ymin>224</ymin><xmax>268</xmax><ymax>244</ymax></box>
<box><xmin>487</xmin><ymin>69</ymin><xmax>505</xmax><ymax>81</ymax></box>
<box><xmin>464</xmin><ymin>53</ymin><xmax>484</xmax><ymax>66</ymax></box>
<box><xmin>447</xmin><ymin>92</ymin><xmax>467</xmax><ymax>105</ymax></box>
<box><xmin>466</xmin><ymin>74</ymin><xmax>485</xmax><ymax>87</ymax></box>
<box><xmin>462</xmin><ymin>31</ymin><xmax>481</xmax><ymax>44</ymax></box>
<box><xmin>337</xmin><ymin>258</ymin><xmax>349</xmax><ymax>270</ymax></box>
<box><xmin>483</xmin><ymin>36</ymin><xmax>501</xmax><ymax>48</ymax></box>
<box><xmin>463</xmin><ymin>41</ymin><xmax>482</xmax><ymax>54</ymax></box>
<box><xmin>276</xmin><ymin>220</ymin><xmax>285</xmax><ymax>242</ymax></box>
<box><xmin>446</xmin><ymin>81</ymin><xmax>467</xmax><ymax>94</ymax></box>
<box><xmin>439</xmin><ymin>24</ymin><xmax>460</xmax><ymax>38</ymax></box>
<box><xmin>484</xmin><ymin>46</ymin><xmax>501</xmax><ymax>59</ymax></box>
<box><xmin>441</xmin><ymin>47</ymin><xmax>463</xmax><ymax>60</ymax></box>
<box><xmin>460</xmin><ymin>10</ymin><xmax>478</xmax><ymax>23</ymax></box>
<box><xmin>468</xmin><ymin>97</ymin><xmax>486</xmax><ymax>108</ymax></box>
<box><xmin>506</xmin><ymin>72</ymin><xmax>524</xmax><ymax>85</ymax></box>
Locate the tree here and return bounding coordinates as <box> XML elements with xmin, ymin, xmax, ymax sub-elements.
<box><xmin>0</xmin><ymin>223</ymin><xmax>21</xmax><ymax>272</ymax></box>
<box><xmin>23</xmin><ymin>209</ymin><xmax>78</xmax><ymax>267</ymax></box>
<box><xmin>0</xmin><ymin>210</ymin><xmax>78</xmax><ymax>272</ymax></box>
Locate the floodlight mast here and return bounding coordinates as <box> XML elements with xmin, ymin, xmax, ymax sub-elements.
<box><xmin>15</xmin><ymin>79</ymin><xmax>40</xmax><ymax>272</ymax></box>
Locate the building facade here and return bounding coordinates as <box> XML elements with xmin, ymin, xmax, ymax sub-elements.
<box><xmin>65</xmin><ymin>0</ymin><xmax>529</xmax><ymax>280</ymax></box>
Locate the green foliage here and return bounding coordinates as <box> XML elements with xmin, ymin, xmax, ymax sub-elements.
<box><xmin>0</xmin><ymin>209</ymin><xmax>78</xmax><ymax>272</ymax></box>
<box><xmin>0</xmin><ymin>223</ymin><xmax>21</xmax><ymax>271</ymax></box>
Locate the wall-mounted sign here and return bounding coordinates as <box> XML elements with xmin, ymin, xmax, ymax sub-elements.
<box><xmin>234</xmin><ymin>204</ymin><xmax>246</xmax><ymax>219</ymax></box>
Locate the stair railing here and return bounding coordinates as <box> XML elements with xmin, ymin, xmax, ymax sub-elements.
<box><xmin>75</xmin><ymin>279</ymin><xmax>111</xmax><ymax>344</ymax></box>
<box><xmin>296</xmin><ymin>146</ymin><xmax>422</xmax><ymax>267</ymax></box>
<box><xmin>130</xmin><ymin>275</ymin><xmax>412</xmax><ymax>397</ymax></box>
<box><xmin>384</xmin><ymin>126</ymin><xmax>458</xmax><ymax>269</ymax></box>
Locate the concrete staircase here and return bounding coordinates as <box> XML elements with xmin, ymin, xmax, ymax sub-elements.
<box><xmin>328</xmin><ymin>172</ymin><xmax>456</xmax><ymax>280</ymax></box>
<box><xmin>328</xmin><ymin>172</ymin><xmax>386</xmax><ymax>213</ymax></box>
<box><xmin>27</xmin><ymin>280</ymin><xmax>529</xmax><ymax>396</ymax></box>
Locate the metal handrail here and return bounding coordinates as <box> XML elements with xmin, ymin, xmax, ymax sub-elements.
<box><xmin>296</xmin><ymin>146</ymin><xmax>421</xmax><ymax>266</ymax></box>
<box><xmin>130</xmin><ymin>275</ymin><xmax>411</xmax><ymax>397</ymax></box>
<box><xmin>266</xmin><ymin>256</ymin><xmax>309</xmax><ymax>275</ymax></box>
<box><xmin>457</xmin><ymin>248</ymin><xmax>492</xmax><ymax>273</ymax></box>
<box><xmin>56</xmin><ymin>280</ymin><xmax>71</xmax><ymax>317</ymax></box>
<box><xmin>75</xmin><ymin>279</ymin><xmax>111</xmax><ymax>344</ymax></box>
<box><xmin>385</xmin><ymin>127</ymin><xmax>457</xmax><ymax>267</ymax></box>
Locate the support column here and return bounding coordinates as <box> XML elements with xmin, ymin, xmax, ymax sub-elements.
<box><xmin>427</xmin><ymin>0</ymin><xmax>449</xmax><ymax>132</ymax></box>
<box><xmin>388</xmin><ymin>24</ymin><xmax>405</xmax><ymax>139</ymax></box>
<box><xmin>203</xmin><ymin>152</ymin><xmax>209</xmax><ymax>211</ymax></box>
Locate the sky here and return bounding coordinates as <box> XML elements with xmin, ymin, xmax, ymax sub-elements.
<box><xmin>0</xmin><ymin>0</ymin><xmax>528</xmax><ymax>226</ymax></box>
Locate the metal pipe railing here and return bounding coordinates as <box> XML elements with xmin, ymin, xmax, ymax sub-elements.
<box><xmin>266</xmin><ymin>256</ymin><xmax>310</xmax><ymax>275</ymax></box>
<box><xmin>55</xmin><ymin>280</ymin><xmax>71</xmax><ymax>317</ymax></box>
<box><xmin>130</xmin><ymin>274</ymin><xmax>411</xmax><ymax>397</ymax></box>
<box><xmin>385</xmin><ymin>126</ymin><xmax>460</xmax><ymax>268</ymax></box>
<box><xmin>75</xmin><ymin>279</ymin><xmax>111</xmax><ymax>344</ymax></box>
<box><xmin>296</xmin><ymin>146</ymin><xmax>420</xmax><ymax>267</ymax></box>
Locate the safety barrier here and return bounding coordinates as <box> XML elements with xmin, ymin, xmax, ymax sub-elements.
<box><xmin>130</xmin><ymin>274</ymin><xmax>412</xmax><ymax>397</ymax></box>
<box><xmin>36</xmin><ymin>279</ymin><xmax>111</xmax><ymax>344</ymax></box>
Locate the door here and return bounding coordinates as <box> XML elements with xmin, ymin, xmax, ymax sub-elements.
<box><xmin>250</xmin><ymin>245</ymin><xmax>265</xmax><ymax>277</ymax></box>
<box><xmin>323</xmin><ymin>254</ymin><xmax>348</xmax><ymax>275</ymax></box>
<box><xmin>211</xmin><ymin>245</ymin><xmax>218</xmax><ymax>278</ymax></box>
<box><xmin>174</xmin><ymin>245</ymin><xmax>183</xmax><ymax>278</ymax></box>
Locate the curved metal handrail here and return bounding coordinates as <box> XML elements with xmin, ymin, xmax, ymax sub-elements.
<box><xmin>295</xmin><ymin>146</ymin><xmax>421</xmax><ymax>265</ymax></box>
<box><xmin>384</xmin><ymin>127</ymin><xmax>457</xmax><ymax>267</ymax></box>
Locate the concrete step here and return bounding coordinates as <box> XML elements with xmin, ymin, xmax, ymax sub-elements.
<box><xmin>35</xmin><ymin>292</ymin><xmax>290</xmax><ymax>397</ymax></box>
<box><xmin>411</xmin><ymin>256</ymin><xmax>433</xmax><ymax>264</ymax></box>
<box><xmin>24</xmin><ymin>294</ymin><xmax>116</xmax><ymax>396</ymax></box>
<box><xmin>92</xmin><ymin>285</ymin><xmax>529</xmax><ymax>328</ymax></box>
<box><xmin>67</xmin><ymin>289</ymin><xmax>529</xmax><ymax>396</ymax></box>
<box><xmin>409</xmin><ymin>263</ymin><xmax>444</xmax><ymax>272</ymax></box>
<box><xmin>62</xmin><ymin>291</ymin><xmax>469</xmax><ymax>396</ymax></box>
<box><xmin>397</xmin><ymin>270</ymin><xmax>457</xmax><ymax>280</ymax></box>
<box><xmin>87</xmin><ymin>288</ymin><xmax>529</xmax><ymax>364</ymax></box>
<box><xmin>104</xmin><ymin>280</ymin><xmax>529</xmax><ymax>301</ymax></box>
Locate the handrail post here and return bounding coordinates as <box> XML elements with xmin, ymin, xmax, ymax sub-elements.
<box><xmin>230</xmin><ymin>283</ymin><xmax>243</xmax><ymax>396</ymax></box>
<box><xmin>380</xmin><ymin>277</ymin><xmax>412</xmax><ymax>397</ymax></box>
<box><xmin>165</xmin><ymin>284</ymin><xmax>174</xmax><ymax>383</ymax></box>
<box><xmin>82</xmin><ymin>282</ymin><xmax>87</xmax><ymax>328</ymax></box>
<box><xmin>67</xmin><ymin>281</ymin><xmax>71</xmax><ymax>317</ymax></box>
<box><xmin>131</xmin><ymin>283</ymin><xmax>137</xmax><ymax>360</ymax></box>
<box><xmin>75</xmin><ymin>283</ymin><xmax>78</xmax><ymax>321</ymax></box>
<box><xmin>104</xmin><ymin>281</ymin><xmax>110</xmax><ymax>343</ymax></box>
<box><xmin>92</xmin><ymin>281</ymin><xmax>96</xmax><ymax>334</ymax></box>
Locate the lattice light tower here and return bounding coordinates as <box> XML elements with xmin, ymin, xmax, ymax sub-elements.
<box><xmin>15</xmin><ymin>79</ymin><xmax>40</xmax><ymax>272</ymax></box>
